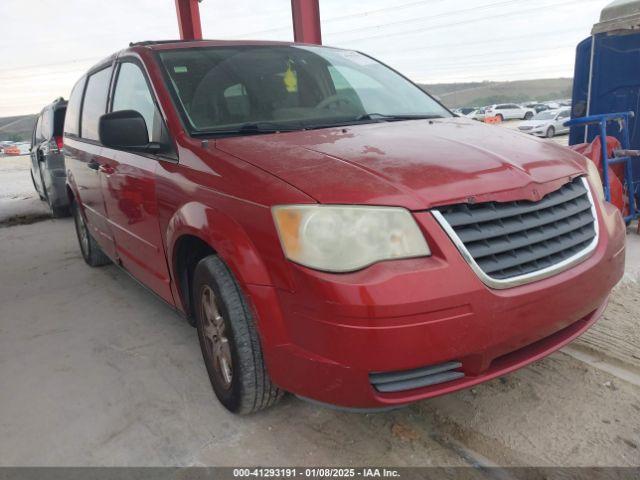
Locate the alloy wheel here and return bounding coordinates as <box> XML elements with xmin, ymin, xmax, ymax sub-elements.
<box><xmin>200</xmin><ymin>284</ymin><xmax>233</xmax><ymax>389</ymax></box>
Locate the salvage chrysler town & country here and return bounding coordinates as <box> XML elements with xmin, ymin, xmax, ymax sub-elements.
<box><xmin>63</xmin><ymin>40</ymin><xmax>626</xmax><ymax>413</ymax></box>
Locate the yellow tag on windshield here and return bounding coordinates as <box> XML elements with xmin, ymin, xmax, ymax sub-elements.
<box><xmin>283</xmin><ymin>61</ymin><xmax>298</xmax><ymax>93</ymax></box>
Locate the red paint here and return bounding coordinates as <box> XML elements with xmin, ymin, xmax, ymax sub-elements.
<box><xmin>65</xmin><ymin>42</ymin><xmax>626</xmax><ymax>409</ymax></box>
<box><xmin>291</xmin><ymin>0</ymin><xmax>322</xmax><ymax>44</ymax></box>
<box><xmin>175</xmin><ymin>0</ymin><xmax>202</xmax><ymax>41</ymax></box>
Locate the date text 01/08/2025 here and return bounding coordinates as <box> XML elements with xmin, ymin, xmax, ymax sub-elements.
<box><xmin>232</xmin><ymin>468</ymin><xmax>401</xmax><ymax>478</ymax></box>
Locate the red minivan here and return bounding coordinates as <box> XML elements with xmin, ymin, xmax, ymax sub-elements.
<box><xmin>64</xmin><ymin>40</ymin><xmax>626</xmax><ymax>414</ymax></box>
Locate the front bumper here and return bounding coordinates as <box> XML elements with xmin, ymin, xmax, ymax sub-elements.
<box><xmin>248</xmin><ymin>201</ymin><xmax>626</xmax><ymax>408</ymax></box>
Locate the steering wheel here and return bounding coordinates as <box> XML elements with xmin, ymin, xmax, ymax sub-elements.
<box><xmin>315</xmin><ymin>95</ymin><xmax>354</xmax><ymax>111</ymax></box>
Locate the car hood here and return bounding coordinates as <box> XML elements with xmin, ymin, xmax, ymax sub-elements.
<box><xmin>214</xmin><ymin>118</ymin><xmax>587</xmax><ymax>210</ymax></box>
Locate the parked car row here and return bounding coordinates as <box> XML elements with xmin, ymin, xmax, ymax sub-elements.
<box><xmin>453</xmin><ymin>99</ymin><xmax>572</xmax><ymax>123</ymax></box>
<box><xmin>26</xmin><ymin>40</ymin><xmax>623</xmax><ymax>416</ymax></box>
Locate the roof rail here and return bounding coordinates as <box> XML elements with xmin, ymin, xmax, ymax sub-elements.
<box><xmin>129</xmin><ymin>39</ymin><xmax>199</xmax><ymax>47</ymax></box>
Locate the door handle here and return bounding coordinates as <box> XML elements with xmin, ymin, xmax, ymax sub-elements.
<box><xmin>87</xmin><ymin>160</ymin><xmax>100</xmax><ymax>171</ymax></box>
<box><xmin>99</xmin><ymin>164</ymin><xmax>115</xmax><ymax>175</ymax></box>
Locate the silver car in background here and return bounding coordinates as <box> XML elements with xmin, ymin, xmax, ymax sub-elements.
<box><xmin>517</xmin><ymin>108</ymin><xmax>571</xmax><ymax>138</ymax></box>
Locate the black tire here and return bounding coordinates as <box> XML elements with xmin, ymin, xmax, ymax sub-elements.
<box><xmin>546</xmin><ymin>126</ymin><xmax>555</xmax><ymax>138</ymax></box>
<box><xmin>192</xmin><ymin>255</ymin><xmax>282</xmax><ymax>414</ymax></box>
<box><xmin>524</xmin><ymin>111</ymin><xmax>533</xmax><ymax>120</ymax></box>
<box><xmin>71</xmin><ymin>198</ymin><xmax>111</xmax><ymax>267</ymax></box>
<box><xmin>51</xmin><ymin>205</ymin><xmax>71</xmax><ymax>218</ymax></box>
<box><xmin>30</xmin><ymin>171</ymin><xmax>45</xmax><ymax>201</ymax></box>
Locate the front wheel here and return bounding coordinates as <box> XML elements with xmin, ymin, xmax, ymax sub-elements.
<box><xmin>193</xmin><ymin>255</ymin><xmax>282</xmax><ymax>414</ymax></box>
<box><xmin>71</xmin><ymin>198</ymin><xmax>111</xmax><ymax>267</ymax></box>
<box><xmin>546</xmin><ymin>126</ymin><xmax>555</xmax><ymax>138</ymax></box>
<box><xmin>496</xmin><ymin>114</ymin><xmax>504</xmax><ymax>122</ymax></box>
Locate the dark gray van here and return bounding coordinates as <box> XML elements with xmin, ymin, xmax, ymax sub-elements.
<box><xmin>30</xmin><ymin>97</ymin><xmax>69</xmax><ymax>217</ymax></box>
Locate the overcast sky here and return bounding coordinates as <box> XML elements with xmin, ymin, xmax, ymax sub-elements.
<box><xmin>0</xmin><ymin>0</ymin><xmax>609</xmax><ymax>116</ymax></box>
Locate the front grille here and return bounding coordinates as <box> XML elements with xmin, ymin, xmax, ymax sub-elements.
<box><xmin>370</xmin><ymin>361</ymin><xmax>464</xmax><ymax>393</ymax></box>
<box><xmin>434</xmin><ymin>177</ymin><xmax>597</xmax><ymax>286</ymax></box>
<box><xmin>518</xmin><ymin>126</ymin><xmax>533</xmax><ymax>131</ymax></box>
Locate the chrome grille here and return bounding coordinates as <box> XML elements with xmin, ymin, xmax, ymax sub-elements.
<box><xmin>433</xmin><ymin>177</ymin><xmax>598</xmax><ymax>288</ymax></box>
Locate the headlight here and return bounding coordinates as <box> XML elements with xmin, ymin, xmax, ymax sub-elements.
<box><xmin>272</xmin><ymin>205</ymin><xmax>431</xmax><ymax>272</ymax></box>
<box><xmin>585</xmin><ymin>160</ymin><xmax>605</xmax><ymax>202</ymax></box>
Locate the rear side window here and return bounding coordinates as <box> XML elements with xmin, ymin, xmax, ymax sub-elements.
<box><xmin>35</xmin><ymin>116</ymin><xmax>43</xmax><ymax>142</ymax></box>
<box><xmin>31</xmin><ymin>116</ymin><xmax>40</xmax><ymax>146</ymax></box>
<box><xmin>40</xmin><ymin>109</ymin><xmax>53</xmax><ymax>140</ymax></box>
<box><xmin>81</xmin><ymin>66</ymin><xmax>113</xmax><ymax>141</ymax></box>
<box><xmin>65</xmin><ymin>78</ymin><xmax>86</xmax><ymax>136</ymax></box>
<box><xmin>53</xmin><ymin>107</ymin><xmax>66</xmax><ymax>136</ymax></box>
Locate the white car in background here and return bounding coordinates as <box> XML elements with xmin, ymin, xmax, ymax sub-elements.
<box><xmin>517</xmin><ymin>108</ymin><xmax>571</xmax><ymax>138</ymax></box>
<box><xmin>466</xmin><ymin>108</ymin><xmax>486</xmax><ymax>121</ymax></box>
<box><xmin>485</xmin><ymin>103</ymin><xmax>535</xmax><ymax>121</ymax></box>
<box><xmin>454</xmin><ymin>107</ymin><xmax>486</xmax><ymax>121</ymax></box>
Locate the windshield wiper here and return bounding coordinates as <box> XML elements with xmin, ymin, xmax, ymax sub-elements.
<box><xmin>192</xmin><ymin>121</ymin><xmax>305</xmax><ymax>137</ymax></box>
<box><xmin>354</xmin><ymin>113</ymin><xmax>445</xmax><ymax>122</ymax></box>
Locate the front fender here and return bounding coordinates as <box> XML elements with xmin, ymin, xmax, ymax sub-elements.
<box><xmin>166</xmin><ymin>200</ymin><xmax>273</xmax><ymax>293</ymax></box>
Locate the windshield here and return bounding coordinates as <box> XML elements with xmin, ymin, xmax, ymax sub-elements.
<box><xmin>533</xmin><ymin>111</ymin><xmax>557</xmax><ymax>120</ymax></box>
<box><xmin>158</xmin><ymin>45</ymin><xmax>450</xmax><ymax>134</ymax></box>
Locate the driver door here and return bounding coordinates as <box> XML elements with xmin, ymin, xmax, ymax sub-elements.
<box><xmin>99</xmin><ymin>59</ymin><xmax>175</xmax><ymax>303</ymax></box>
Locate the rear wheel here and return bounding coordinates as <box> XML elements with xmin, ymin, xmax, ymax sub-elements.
<box><xmin>51</xmin><ymin>205</ymin><xmax>71</xmax><ymax>218</ymax></box>
<box><xmin>546</xmin><ymin>126</ymin><xmax>555</xmax><ymax>138</ymax></box>
<box><xmin>71</xmin><ymin>198</ymin><xmax>111</xmax><ymax>267</ymax></box>
<box><xmin>193</xmin><ymin>255</ymin><xmax>282</xmax><ymax>414</ymax></box>
<box><xmin>524</xmin><ymin>111</ymin><xmax>533</xmax><ymax>120</ymax></box>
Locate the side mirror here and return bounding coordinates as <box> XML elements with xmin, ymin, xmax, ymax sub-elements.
<box><xmin>99</xmin><ymin>110</ymin><xmax>168</xmax><ymax>154</ymax></box>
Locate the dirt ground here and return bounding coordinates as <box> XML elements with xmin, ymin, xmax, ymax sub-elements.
<box><xmin>0</xmin><ymin>154</ymin><xmax>639</xmax><ymax>467</ymax></box>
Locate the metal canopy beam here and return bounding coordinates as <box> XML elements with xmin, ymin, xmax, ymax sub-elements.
<box><xmin>291</xmin><ymin>0</ymin><xmax>322</xmax><ymax>44</ymax></box>
<box><xmin>174</xmin><ymin>0</ymin><xmax>323</xmax><ymax>44</ymax></box>
<box><xmin>175</xmin><ymin>0</ymin><xmax>203</xmax><ymax>40</ymax></box>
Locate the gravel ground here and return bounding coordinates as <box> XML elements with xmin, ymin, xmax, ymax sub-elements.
<box><xmin>0</xmin><ymin>153</ymin><xmax>638</xmax><ymax>467</ymax></box>
<box><xmin>0</xmin><ymin>155</ymin><xmax>50</xmax><ymax>225</ymax></box>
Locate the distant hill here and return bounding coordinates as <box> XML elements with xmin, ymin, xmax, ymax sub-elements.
<box><xmin>419</xmin><ymin>78</ymin><xmax>573</xmax><ymax>108</ymax></box>
<box><xmin>0</xmin><ymin>114</ymin><xmax>36</xmax><ymax>142</ymax></box>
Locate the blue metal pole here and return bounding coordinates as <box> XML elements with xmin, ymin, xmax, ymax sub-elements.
<box><xmin>621</xmin><ymin>112</ymin><xmax>637</xmax><ymax>220</ymax></box>
<box><xmin>599</xmin><ymin>118</ymin><xmax>612</xmax><ymax>202</ymax></box>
